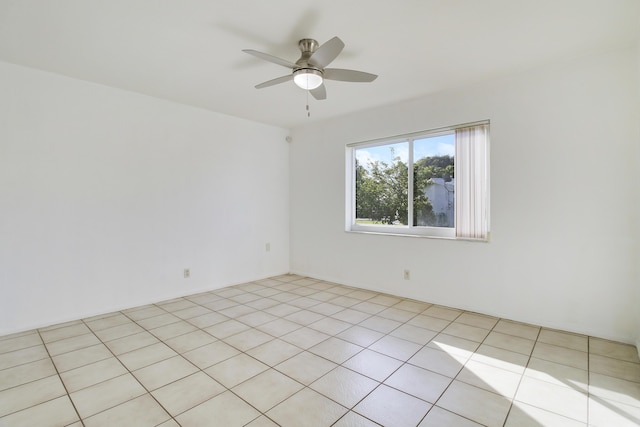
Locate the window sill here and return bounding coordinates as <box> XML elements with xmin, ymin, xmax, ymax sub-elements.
<box><xmin>345</xmin><ymin>229</ymin><xmax>454</xmax><ymax>240</ymax></box>
<box><xmin>345</xmin><ymin>228</ymin><xmax>490</xmax><ymax>242</ymax></box>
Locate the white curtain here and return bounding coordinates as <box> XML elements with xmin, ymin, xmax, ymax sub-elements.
<box><xmin>455</xmin><ymin>124</ymin><xmax>489</xmax><ymax>240</ymax></box>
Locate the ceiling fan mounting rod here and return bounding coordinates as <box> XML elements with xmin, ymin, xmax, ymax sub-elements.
<box><xmin>296</xmin><ymin>39</ymin><xmax>322</xmax><ymax>71</ymax></box>
<box><xmin>298</xmin><ymin>39</ymin><xmax>319</xmax><ymax>55</ymax></box>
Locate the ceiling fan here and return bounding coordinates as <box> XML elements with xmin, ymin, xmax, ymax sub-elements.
<box><xmin>243</xmin><ymin>36</ymin><xmax>377</xmax><ymax>100</ymax></box>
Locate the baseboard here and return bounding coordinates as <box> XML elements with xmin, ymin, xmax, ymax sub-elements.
<box><xmin>289</xmin><ymin>270</ymin><xmax>640</xmax><ymax>346</ymax></box>
<box><xmin>0</xmin><ymin>271</ymin><xmax>290</xmax><ymax>338</ymax></box>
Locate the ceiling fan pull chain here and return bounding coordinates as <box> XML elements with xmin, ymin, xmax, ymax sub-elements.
<box><xmin>306</xmin><ymin>90</ymin><xmax>311</xmax><ymax>117</ymax></box>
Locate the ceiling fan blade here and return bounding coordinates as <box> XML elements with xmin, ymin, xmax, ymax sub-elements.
<box><xmin>242</xmin><ymin>49</ymin><xmax>297</xmax><ymax>69</ymax></box>
<box><xmin>310</xmin><ymin>84</ymin><xmax>327</xmax><ymax>100</ymax></box>
<box><xmin>255</xmin><ymin>75</ymin><xmax>293</xmax><ymax>89</ymax></box>
<box><xmin>324</xmin><ymin>68</ymin><xmax>378</xmax><ymax>82</ymax></box>
<box><xmin>308</xmin><ymin>36</ymin><xmax>344</xmax><ymax>68</ymax></box>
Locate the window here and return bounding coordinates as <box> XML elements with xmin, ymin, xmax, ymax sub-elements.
<box><xmin>346</xmin><ymin>121</ymin><xmax>489</xmax><ymax>240</ymax></box>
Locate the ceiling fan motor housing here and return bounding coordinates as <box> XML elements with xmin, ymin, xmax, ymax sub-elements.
<box><xmin>298</xmin><ymin>39</ymin><xmax>319</xmax><ymax>57</ymax></box>
<box><xmin>295</xmin><ymin>39</ymin><xmax>322</xmax><ymax>72</ymax></box>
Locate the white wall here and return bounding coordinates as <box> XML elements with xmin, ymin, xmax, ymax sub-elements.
<box><xmin>290</xmin><ymin>45</ymin><xmax>640</xmax><ymax>344</ymax></box>
<box><xmin>636</xmin><ymin>41</ymin><xmax>640</xmax><ymax>356</ymax></box>
<box><xmin>0</xmin><ymin>61</ymin><xmax>290</xmax><ymax>335</ymax></box>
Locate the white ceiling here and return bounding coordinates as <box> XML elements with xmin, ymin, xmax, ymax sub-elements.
<box><xmin>0</xmin><ymin>0</ymin><xmax>638</xmax><ymax>129</ymax></box>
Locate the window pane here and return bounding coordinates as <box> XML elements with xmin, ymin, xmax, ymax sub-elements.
<box><xmin>355</xmin><ymin>142</ymin><xmax>409</xmax><ymax>226</ymax></box>
<box><xmin>413</xmin><ymin>134</ymin><xmax>455</xmax><ymax>227</ymax></box>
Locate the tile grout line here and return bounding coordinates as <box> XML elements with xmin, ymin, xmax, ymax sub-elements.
<box><xmin>225</xmin><ymin>279</ymin><xmax>429</xmax><ymax>424</ymax></box>
<box><xmin>307</xmin><ymin>292</ymin><xmax>498</xmax><ymax>425</ymax></box>
<box><xmin>125</xmin><ymin>293</ymin><xmax>270</xmax><ymax>424</ymax></box>
<box><xmin>115</xmin><ymin>302</ymin><xmax>276</xmax><ymax>425</ymax></box>
<box><xmin>120</xmin><ymin>277</ymin><xmax>345</xmax><ymax>425</ymax></box>
<box><xmin>162</xmin><ymin>288</ymin><xmax>303</xmax><ymax>425</ymax></box>
<box><xmin>0</xmin><ymin>292</ymin><xmax>422</xmax><ymax>427</ymax></box>
<box><xmin>224</xmin><ymin>279</ymin><xmax>372</xmax><ymax>423</ymax></box>
<box><xmin>0</xmin><ymin>344</ymin><xmax>50</xmax><ymax>373</ymax></box>
<box><xmin>204</xmin><ymin>277</ymin><xmax>363</xmax><ymax>426</ymax></box>
<box><xmin>4</xmin><ymin>276</ymin><xmax>638</xmax><ymax>425</ymax></box>
<box><xmin>413</xmin><ymin>310</ymin><xmax>486</xmax><ymax>427</ymax></box>
<box><xmin>79</xmin><ymin>315</ymin><xmax>181</xmax><ymax>426</ymax></box>
<box><xmin>223</xmin><ymin>281</ymin><xmax>336</xmax><ymax>425</ymax></box>
<box><xmin>324</xmin><ymin>302</ymin><xmax>461</xmax><ymax>425</ymax></box>
<box><xmin>500</xmin><ymin>322</ymin><xmax>543</xmax><ymax>427</ymax></box>
<box><xmin>35</xmin><ymin>329</ymin><xmax>86</xmax><ymax>427</ymax></box>
<box><xmin>293</xmin><ymin>283</ymin><xmax>415</xmax><ymax>426</ymax></box>
<box><xmin>116</xmin><ymin>290</ymin><xmax>308</xmax><ymax>424</ymax></box>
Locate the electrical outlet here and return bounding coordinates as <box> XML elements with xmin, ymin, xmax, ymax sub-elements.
<box><xmin>265</xmin><ymin>243</ymin><xmax>271</xmax><ymax>252</ymax></box>
<box><xmin>403</xmin><ymin>269</ymin><xmax>410</xmax><ymax>280</ymax></box>
<box><xmin>184</xmin><ymin>268</ymin><xmax>190</xmax><ymax>278</ymax></box>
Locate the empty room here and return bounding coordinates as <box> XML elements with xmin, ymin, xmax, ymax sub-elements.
<box><xmin>1</xmin><ymin>1</ymin><xmax>639</xmax><ymax>426</ymax></box>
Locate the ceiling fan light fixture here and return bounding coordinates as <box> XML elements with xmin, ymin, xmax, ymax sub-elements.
<box><xmin>293</xmin><ymin>68</ymin><xmax>323</xmax><ymax>90</ymax></box>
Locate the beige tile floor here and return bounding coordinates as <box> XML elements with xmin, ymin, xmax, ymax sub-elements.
<box><xmin>1</xmin><ymin>274</ymin><xmax>639</xmax><ymax>426</ymax></box>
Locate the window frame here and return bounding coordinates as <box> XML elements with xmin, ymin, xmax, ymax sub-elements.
<box><xmin>345</xmin><ymin>121</ymin><xmax>489</xmax><ymax>240</ymax></box>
